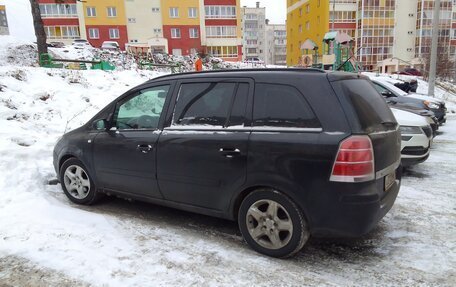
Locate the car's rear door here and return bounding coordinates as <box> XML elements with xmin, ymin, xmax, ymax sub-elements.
<box><xmin>92</xmin><ymin>82</ymin><xmax>173</xmax><ymax>198</ymax></box>
<box><xmin>157</xmin><ymin>78</ymin><xmax>253</xmax><ymax>211</ymax></box>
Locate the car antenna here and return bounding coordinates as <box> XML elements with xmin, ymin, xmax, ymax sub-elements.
<box><xmin>64</xmin><ymin>104</ymin><xmax>92</xmax><ymax>134</ymax></box>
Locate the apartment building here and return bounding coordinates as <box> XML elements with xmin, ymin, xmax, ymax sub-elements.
<box><xmin>82</xmin><ymin>0</ymin><xmax>128</xmax><ymax>49</ymax></box>
<box><xmin>288</xmin><ymin>0</ymin><xmax>456</xmax><ymax>71</ymax></box>
<box><xmin>38</xmin><ymin>0</ymin><xmax>80</xmax><ymax>44</ymax></box>
<box><xmin>125</xmin><ymin>0</ymin><xmax>167</xmax><ymax>53</ymax></box>
<box><xmin>241</xmin><ymin>2</ymin><xmax>267</xmax><ymax>62</ymax></box>
<box><xmin>0</xmin><ymin>5</ymin><xmax>9</xmax><ymax>35</ymax></box>
<box><xmin>203</xmin><ymin>0</ymin><xmax>243</xmax><ymax>61</ymax></box>
<box><xmin>329</xmin><ymin>0</ymin><xmax>357</xmax><ymax>38</ymax></box>
<box><xmin>357</xmin><ymin>0</ymin><xmax>396</xmax><ymax>70</ymax></box>
<box><xmin>416</xmin><ymin>0</ymin><xmax>453</xmax><ymax>57</ymax></box>
<box><xmin>286</xmin><ymin>0</ymin><xmax>330</xmax><ymax>66</ymax></box>
<box><xmin>266</xmin><ymin>24</ymin><xmax>287</xmax><ymax>65</ymax></box>
<box><xmin>162</xmin><ymin>0</ymin><xmax>202</xmax><ymax>56</ymax></box>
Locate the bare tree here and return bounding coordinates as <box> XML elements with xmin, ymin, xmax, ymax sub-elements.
<box><xmin>29</xmin><ymin>0</ymin><xmax>47</xmax><ymax>56</ymax></box>
<box><xmin>29</xmin><ymin>0</ymin><xmax>74</xmax><ymax>58</ymax></box>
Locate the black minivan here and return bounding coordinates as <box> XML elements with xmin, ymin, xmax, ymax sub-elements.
<box><xmin>53</xmin><ymin>69</ymin><xmax>402</xmax><ymax>257</ymax></box>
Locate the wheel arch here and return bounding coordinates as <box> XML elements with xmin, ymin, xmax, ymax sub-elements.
<box><xmin>230</xmin><ymin>180</ymin><xmax>312</xmax><ymax>227</ymax></box>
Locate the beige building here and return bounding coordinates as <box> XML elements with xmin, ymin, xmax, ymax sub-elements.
<box><xmin>266</xmin><ymin>24</ymin><xmax>286</xmax><ymax>65</ymax></box>
<box><xmin>241</xmin><ymin>2</ymin><xmax>267</xmax><ymax>61</ymax></box>
<box><xmin>125</xmin><ymin>0</ymin><xmax>168</xmax><ymax>53</ymax></box>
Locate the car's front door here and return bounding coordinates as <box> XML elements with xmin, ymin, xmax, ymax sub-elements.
<box><xmin>93</xmin><ymin>83</ymin><xmax>172</xmax><ymax>198</ymax></box>
<box><xmin>157</xmin><ymin>79</ymin><xmax>253</xmax><ymax>211</ymax></box>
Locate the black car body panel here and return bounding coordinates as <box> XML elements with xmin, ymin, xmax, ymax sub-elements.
<box><xmin>54</xmin><ymin>69</ymin><xmax>402</xmax><ymax>238</ymax></box>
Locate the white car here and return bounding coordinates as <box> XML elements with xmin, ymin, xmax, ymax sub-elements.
<box><xmin>101</xmin><ymin>41</ymin><xmax>120</xmax><ymax>51</ymax></box>
<box><xmin>391</xmin><ymin>108</ymin><xmax>433</xmax><ymax>167</ymax></box>
<box><xmin>72</xmin><ymin>39</ymin><xmax>92</xmax><ymax>49</ymax></box>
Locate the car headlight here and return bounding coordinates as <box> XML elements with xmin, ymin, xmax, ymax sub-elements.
<box><xmin>399</xmin><ymin>126</ymin><xmax>423</xmax><ymax>134</ymax></box>
<box><xmin>424</xmin><ymin>100</ymin><xmax>439</xmax><ymax>109</ymax></box>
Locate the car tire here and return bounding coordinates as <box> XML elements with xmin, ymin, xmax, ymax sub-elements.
<box><xmin>60</xmin><ymin>158</ymin><xmax>102</xmax><ymax>205</ymax></box>
<box><xmin>238</xmin><ymin>189</ymin><xmax>310</xmax><ymax>258</ymax></box>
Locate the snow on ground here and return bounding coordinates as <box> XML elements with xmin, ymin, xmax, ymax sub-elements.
<box><xmin>0</xmin><ymin>38</ymin><xmax>455</xmax><ymax>286</ymax></box>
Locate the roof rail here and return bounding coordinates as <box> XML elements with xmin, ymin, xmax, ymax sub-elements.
<box><xmin>148</xmin><ymin>67</ymin><xmax>327</xmax><ymax>82</ymax></box>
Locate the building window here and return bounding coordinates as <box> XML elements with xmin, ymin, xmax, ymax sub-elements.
<box><xmin>109</xmin><ymin>28</ymin><xmax>120</xmax><ymax>39</ymax></box>
<box><xmin>206</xmin><ymin>26</ymin><xmax>237</xmax><ymax>38</ymax></box>
<box><xmin>44</xmin><ymin>26</ymin><xmax>80</xmax><ymax>39</ymax></box>
<box><xmin>171</xmin><ymin>28</ymin><xmax>181</xmax><ymax>38</ymax></box>
<box><xmin>88</xmin><ymin>28</ymin><xmax>99</xmax><ymax>39</ymax></box>
<box><xmin>306</xmin><ymin>5</ymin><xmax>310</xmax><ymax>13</ymax></box>
<box><xmin>306</xmin><ymin>21</ymin><xmax>310</xmax><ymax>30</ymax></box>
<box><xmin>107</xmin><ymin>7</ymin><xmax>117</xmax><ymax>17</ymax></box>
<box><xmin>299</xmin><ymin>25</ymin><xmax>302</xmax><ymax>33</ymax></box>
<box><xmin>188</xmin><ymin>7</ymin><xmax>198</xmax><ymax>18</ymax></box>
<box><xmin>153</xmin><ymin>28</ymin><xmax>162</xmax><ymax>33</ymax></box>
<box><xmin>169</xmin><ymin>7</ymin><xmax>179</xmax><ymax>18</ymax></box>
<box><xmin>206</xmin><ymin>46</ymin><xmax>238</xmax><ymax>57</ymax></box>
<box><xmin>152</xmin><ymin>7</ymin><xmax>160</xmax><ymax>12</ymax></box>
<box><xmin>189</xmin><ymin>28</ymin><xmax>199</xmax><ymax>38</ymax></box>
<box><xmin>39</xmin><ymin>4</ymin><xmax>77</xmax><ymax>17</ymax></box>
<box><xmin>128</xmin><ymin>18</ymin><xmax>136</xmax><ymax>23</ymax></box>
<box><xmin>299</xmin><ymin>8</ymin><xmax>302</xmax><ymax>16</ymax></box>
<box><xmin>86</xmin><ymin>7</ymin><xmax>96</xmax><ymax>17</ymax></box>
<box><xmin>205</xmin><ymin>6</ymin><xmax>236</xmax><ymax>19</ymax></box>
<box><xmin>172</xmin><ymin>49</ymin><xmax>182</xmax><ymax>56</ymax></box>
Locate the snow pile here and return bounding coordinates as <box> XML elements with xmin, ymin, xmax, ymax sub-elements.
<box><xmin>0</xmin><ymin>36</ymin><xmax>38</xmax><ymax>67</ymax></box>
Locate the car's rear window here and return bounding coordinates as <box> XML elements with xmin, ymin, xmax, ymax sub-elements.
<box><xmin>334</xmin><ymin>79</ymin><xmax>397</xmax><ymax>132</ymax></box>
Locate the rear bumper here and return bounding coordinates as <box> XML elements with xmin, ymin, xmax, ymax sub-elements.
<box><xmin>309</xmin><ymin>166</ymin><xmax>402</xmax><ymax>238</ymax></box>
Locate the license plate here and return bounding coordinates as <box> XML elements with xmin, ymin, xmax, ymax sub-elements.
<box><xmin>384</xmin><ymin>172</ymin><xmax>396</xmax><ymax>191</ymax></box>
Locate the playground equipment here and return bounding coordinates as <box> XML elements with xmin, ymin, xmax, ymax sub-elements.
<box><xmin>39</xmin><ymin>53</ymin><xmax>115</xmax><ymax>71</ymax></box>
<box><xmin>301</xmin><ymin>31</ymin><xmax>361</xmax><ymax>72</ymax></box>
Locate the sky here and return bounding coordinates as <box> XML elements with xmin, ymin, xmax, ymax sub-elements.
<box><xmin>240</xmin><ymin>0</ymin><xmax>286</xmax><ymax>24</ymax></box>
<box><xmin>2</xmin><ymin>0</ymin><xmax>286</xmax><ymax>41</ymax></box>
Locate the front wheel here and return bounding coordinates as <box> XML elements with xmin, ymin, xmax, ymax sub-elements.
<box><xmin>238</xmin><ymin>189</ymin><xmax>310</xmax><ymax>258</ymax></box>
<box><xmin>60</xmin><ymin>158</ymin><xmax>102</xmax><ymax>205</ymax></box>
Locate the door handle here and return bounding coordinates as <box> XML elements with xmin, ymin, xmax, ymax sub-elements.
<box><xmin>219</xmin><ymin>148</ymin><xmax>241</xmax><ymax>158</ymax></box>
<box><xmin>137</xmin><ymin>144</ymin><xmax>153</xmax><ymax>153</ymax></box>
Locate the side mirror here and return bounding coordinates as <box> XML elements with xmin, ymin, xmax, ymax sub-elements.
<box><xmin>381</xmin><ymin>91</ymin><xmax>393</xmax><ymax>97</ymax></box>
<box><xmin>93</xmin><ymin>119</ymin><xmax>108</xmax><ymax>130</ymax></box>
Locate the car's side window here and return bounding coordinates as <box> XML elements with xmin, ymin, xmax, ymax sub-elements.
<box><xmin>114</xmin><ymin>85</ymin><xmax>169</xmax><ymax>130</ymax></box>
<box><xmin>253</xmin><ymin>83</ymin><xmax>320</xmax><ymax>128</ymax></box>
<box><xmin>173</xmin><ymin>82</ymin><xmax>237</xmax><ymax>127</ymax></box>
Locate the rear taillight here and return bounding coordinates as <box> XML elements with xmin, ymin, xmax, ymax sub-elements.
<box><xmin>330</xmin><ymin>136</ymin><xmax>375</xmax><ymax>182</ymax></box>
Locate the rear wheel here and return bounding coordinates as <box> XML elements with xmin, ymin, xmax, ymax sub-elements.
<box><xmin>238</xmin><ymin>189</ymin><xmax>309</xmax><ymax>258</ymax></box>
<box><xmin>60</xmin><ymin>158</ymin><xmax>101</xmax><ymax>205</ymax></box>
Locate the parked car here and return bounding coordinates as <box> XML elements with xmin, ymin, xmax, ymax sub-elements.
<box><xmin>389</xmin><ymin>104</ymin><xmax>438</xmax><ymax>136</ymax></box>
<box><xmin>398</xmin><ymin>68</ymin><xmax>422</xmax><ymax>76</ymax></box>
<box><xmin>101</xmin><ymin>41</ymin><xmax>120</xmax><ymax>51</ymax></box>
<box><xmin>370</xmin><ymin>78</ymin><xmax>447</xmax><ymax>125</ymax></box>
<box><xmin>53</xmin><ymin>69</ymin><xmax>402</xmax><ymax>258</ymax></box>
<box><xmin>48</xmin><ymin>42</ymin><xmax>65</xmax><ymax>48</ymax></box>
<box><xmin>393</xmin><ymin>78</ymin><xmax>418</xmax><ymax>93</ymax></box>
<box><xmin>391</xmin><ymin>108</ymin><xmax>433</xmax><ymax>167</ymax></box>
<box><xmin>244</xmin><ymin>57</ymin><xmax>265</xmax><ymax>65</ymax></box>
<box><xmin>72</xmin><ymin>39</ymin><xmax>92</xmax><ymax>49</ymax></box>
